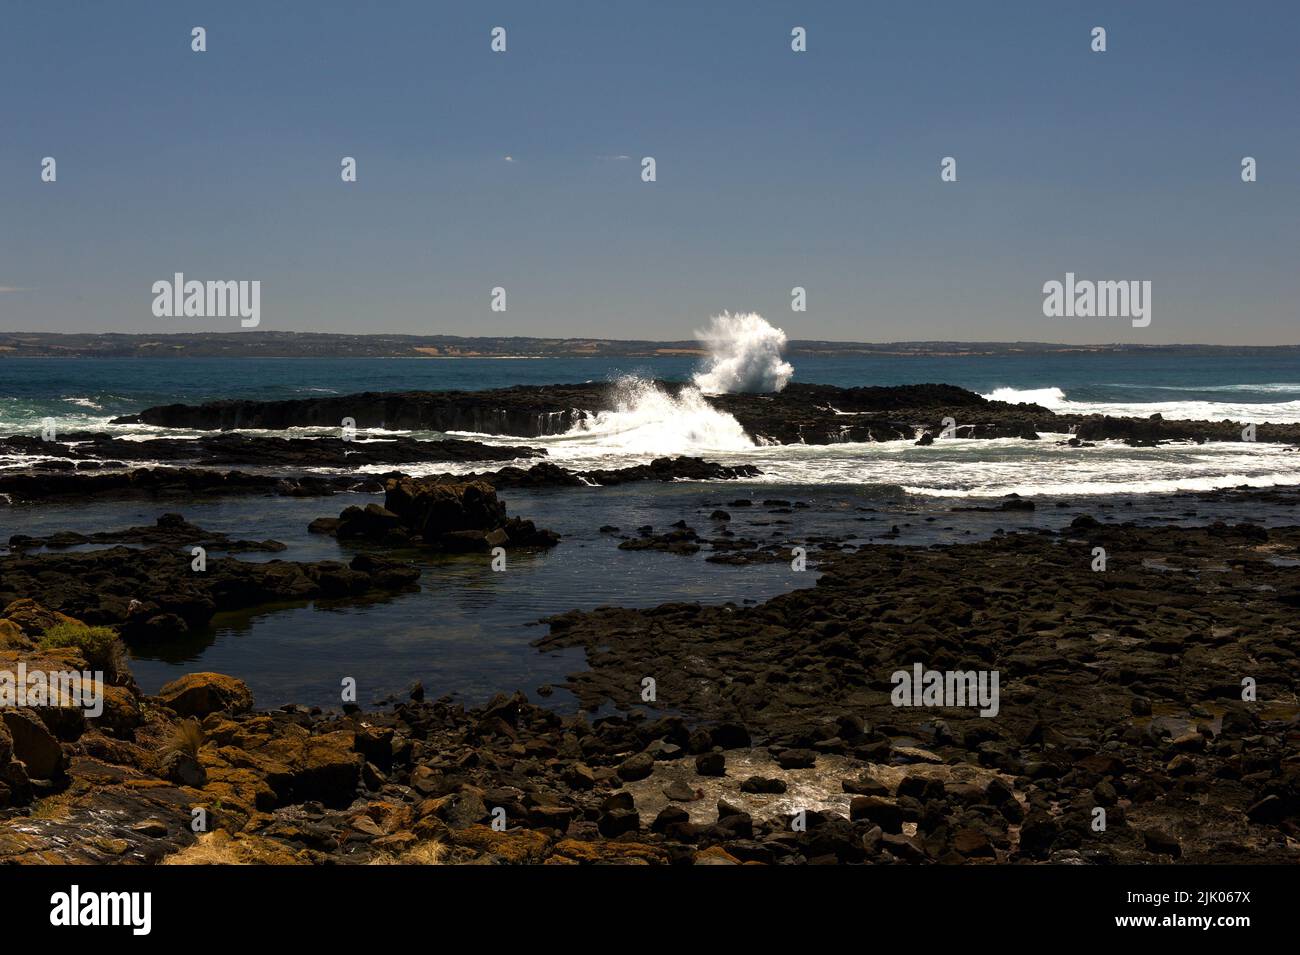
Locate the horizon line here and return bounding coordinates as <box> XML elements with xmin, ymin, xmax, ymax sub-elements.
<box><xmin>3</xmin><ymin>331</ymin><xmax>1300</xmax><ymax>350</ymax></box>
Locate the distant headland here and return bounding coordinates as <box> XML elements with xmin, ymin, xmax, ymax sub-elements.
<box><xmin>1</xmin><ymin>331</ymin><xmax>1296</xmax><ymax>360</ymax></box>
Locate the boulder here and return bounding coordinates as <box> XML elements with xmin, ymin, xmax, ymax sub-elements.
<box><xmin>0</xmin><ymin>619</ymin><xmax>32</xmax><ymax>650</ymax></box>
<box><xmin>849</xmin><ymin>795</ymin><xmax>903</xmax><ymax>833</ymax></box>
<box><xmin>336</xmin><ymin>503</ymin><xmax>404</xmax><ymax>540</ymax></box>
<box><xmin>157</xmin><ymin>672</ymin><xmax>254</xmax><ymax>718</ymax></box>
<box><xmin>239</xmin><ymin>728</ymin><xmax>363</xmax><ymax>808</ymax></box>
<box><xmin>617</xmin><ymin>751</ymin><xmax>655</xmax><ymax>782</ymax></box>
<box><xmin>1</xmin><ymin>709</ymin><xmax>65</xmax><ymax>779</ymax></box>
<box><xmin>695</xmin><ymin>751</ymin><xmax>726</xmax><ymax>776</ymax></box>
<box><xmin>3</xmin><ymin>599</ymin><xmax>80</xmax><ymax>638</ymax></box>
<box><xmin>384</xmin><ymin>479</ymin><xmax>506</xmax><ymax>537</ymax></box>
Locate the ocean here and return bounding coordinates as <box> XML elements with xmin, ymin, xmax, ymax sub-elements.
<box><xmin>4</xmin><ymin>352</ymin><xmax>1300</xmax><ymax>496</ymax></box>
<box><xmin>2</xmin><ymin>350</ymin><xmax>1299</xmax><ymax>709</ymax></box>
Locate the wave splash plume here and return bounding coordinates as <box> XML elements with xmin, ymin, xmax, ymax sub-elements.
<box><xmin>542</xmin><ymin>311</ymin><xmax>795</xmax><ymax>461</ymax></box>
<box><xmin>691</xmin><ymin>312</ymin><xmax>794</xmax><ymax>394</ymax></box>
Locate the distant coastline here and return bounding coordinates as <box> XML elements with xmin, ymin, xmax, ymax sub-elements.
<box><xmin>2</xmin><ymin>331</ymin><xmax>1298</xmax><ymax>360</ymax></box>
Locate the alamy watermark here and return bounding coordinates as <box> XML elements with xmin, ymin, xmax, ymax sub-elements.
<box><xmin>50</xmin><ymin>885</ymin><xmax>151</xmax><ymax>935</ymax></box>
<box><xmin>0</xmin><ymin>664</ymin><xmax>104</xmax><ymax>717</ymax></box>
<box><xmin>891</xmin><ymin>662</ymin><xmax>999</xmax><ymax>717</ymax></box>
<box><xmin>1042</xmin><ymin>272</ymin><xmax>1150</xmax><ymax>328</ymax></box>
<box><xmin>152</xmin><ymin>273</ymin><xmax>261</xmax><ymax>327</ymax></box>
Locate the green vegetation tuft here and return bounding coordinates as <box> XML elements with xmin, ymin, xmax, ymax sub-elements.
<box><xmin>38</xmin><ymin>622</ymin><xmax>130</xmax><ymax>679</ymax></box>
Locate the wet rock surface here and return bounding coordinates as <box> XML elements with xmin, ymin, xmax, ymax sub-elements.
<box><xmin>9</xmin><ymin>512</ymin><xmax>286</xmax><ymax>554</ymax></box>
<box><xmin>530</xmin><ymin>519</ymin><xmax>1300</xmax><ymax>863</ymax></box>
<box><xmin>0</xmin><ymin>456</ymin><xmax>758</xmax><ymax>505</ymax></box>
<box><xmin>0</xmin><ymin>467</ymin><xmax>382</xmax><ymax>502</ymax></box>
<box><xmin>415</xmin><ymin>456</ymin><xmax>762</xmax><ymax>490</ymax></box>
<box><xmin>0</xmin><ymin>542</ymin><xmax>420</xmax><ymax>641</ymax></box>
<box><xmin>2</xmin><ymin>499</ymin><xmax>1298</xmax><ymax>867</ymax></box>
<box><xmin>113</xmin><ymin>385</ymin><xmax>614</xmax><ymax>435</ymax></box>
<box><xmin>309</xmin><ymin>479</ymin><xmax>560</xmax><ymax>551</ymax></box>
<box><xmin>0</xmin><ymin>432</ymin><xmax>542</xmax><ymax>468</ymax></box>
<box><xmin>3</xmin><ymin>483</ymin><xmax>1299</xmax><ymax>864</ymax></box>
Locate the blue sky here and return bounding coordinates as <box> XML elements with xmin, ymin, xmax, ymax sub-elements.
<box><xmin>1</xmin><ymin>0</ymin><xmax>1297</xmax><ymax>344</ymax></box>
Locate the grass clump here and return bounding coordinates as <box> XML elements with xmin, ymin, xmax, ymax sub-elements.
<box><xmin>38</xmin><ymin>622</ymin><xmax>130</xmax><ymax>679</ymax></box>
<box><xmin>163</xmin><ymin>718</ymin><xmax>205</xmax><ymax>758</ymax></box>
<box><xmin>367</xmin><ymin>841</ymin><xmax>447</xmax><ymax>866</ymax></box>
<box><xmin>163</xmin><ymin>831</ymin><xmax>304</xmax><ymax>866</ymax></box>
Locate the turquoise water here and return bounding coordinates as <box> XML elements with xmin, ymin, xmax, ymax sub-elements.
<box><xmin>4</xmin><ymin>352</ymin><xmax>1300</xmax><ymax>431</ymax></box>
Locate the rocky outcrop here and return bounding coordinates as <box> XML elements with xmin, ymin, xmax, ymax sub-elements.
<box><xmin>157</xmin><ymin>673</ymin><xmax>256</xmax><ymax>718</ymax></box>
<box><xmin>112</xmin><ymin>385</ymin><xmax>608</xmax><ymax>434</ymax></box>
<box><xmin>0</xmin><ymin>452</ymin><xmax>750</xmax><ymax>508</ymax></box>
<box><xmin>0</xmin><ymin>604</ymin><xmax>368</xmax><ymax>858</ymax></box>
<box><xmin>112</xmin><ymin>381</ymin><xmax>1300</xmax><ymax>446</ymax></box>
<box><xmin>415</xmin><ymin>456</ymin><xmax>762</xmax><ymax>490</ymax></box>
<box><xmin>1070</xmin><ymin>414</ymin><xmax>1297</xmax><ymax>444</ymax></box>
<box><xmin>0</xmin><ymin>432</ymin><xmax>541</xmax><ymax>468</ymax></box>
<box><xmin>0</xmin><ymin>467</ymin><xmax>383</xmax><ymax>503</ymax></box>
<box><xmin>112</xmin><ymin>381</ymin><xmax>1046</xmax><ymax>445</ymax></box>
<box><xmin>10</xmin><ymin>513</ymin><xmax>286</xmax><ymax>554</ymax></box>
<box><xmin>310</xmin><ymin>479</ymin><xmax>559</xmax><ymax>551</ymax></box>
<box><xmin>2</xmin><ymin>708</ymin><xmax>66</xmax><ymax>780</ymax></box>
<box><xmin>0</xmin><ymin>541</ymin><xmax>421</xmax><ymax>640</ymax></box>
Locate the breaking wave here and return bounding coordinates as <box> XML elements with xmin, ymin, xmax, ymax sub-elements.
<box><xmin>983</xmin><ymin>386</ymin><xmax>1068</xmax><ymax>408</ymax></box>
<box><xmin>542</xmin><ymin>376</ymin><xmax>754</xmax><ymax>457</ymax></box>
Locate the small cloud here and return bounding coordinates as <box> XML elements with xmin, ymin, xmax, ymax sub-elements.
<box><xmin>503</xmin><ymin>155</ymin><xmax>516</xmax><ymax>163</ymax></box>
<box><xmin>0</xmin><ymin>286</ymin><xmax>33</xmax><ymax>293</ymax></box>
<box><xmin>596</xmin><ymin>154</ymin><xmax>631</xmax><ymax>161</ymax></box>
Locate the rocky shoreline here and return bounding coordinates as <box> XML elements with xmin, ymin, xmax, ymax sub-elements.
<box><xmin>535</xmin><ymin>518</ymin><xmax>1299</xmax><ymax>865</ymax></box>
<box><xmin>5</xmin><ymin>381</ymin><xmax>1293</xmax><ymax>506</ymax></box>
<box><xmin>1</xmin><ymin>379</ymin><xmax>1296</xmax><ymax>865</ymax></box>
<box><xmin>1</xmin><ymin>488</ymin><xmax>1296</xmax><ymax>865</ymax></box>
<box><xmin>0</xmin><ymin>467</ymin><xmax>384</xmax><ymax>502</ymax></box>
<box><xmin>0</xmin><ymin>454</ymin><xmax>762</xmax><ymax>504</ymax></box>
<box><xmin>0</xmin><ymin>432</ymin><xmax>543</xmax><ymax>468</ymax></box>
<box><xmin>0</xmin><ymin>531</ymin><xmax>421</xmax><ymax>643</ymax></box>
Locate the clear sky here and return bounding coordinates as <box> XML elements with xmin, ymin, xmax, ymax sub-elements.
<box><xmin>1</xmin><ymin>1</ymin><xmax>1297</xmax><ymax>344</ymax></box>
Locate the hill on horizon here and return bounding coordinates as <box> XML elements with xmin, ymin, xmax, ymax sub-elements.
<box><xmin>2</xmin><ymin>332</ymin><xmax>1297</xmax><ymax>360</ymax></box>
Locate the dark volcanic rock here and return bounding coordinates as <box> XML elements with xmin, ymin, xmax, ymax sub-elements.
<box><xmin>0</xmin><ymin>546</ymin><xmax>420</xmax><ymax>639</ymax></box>
<box><xmin>5</xmin><ymin>490</ymin><xmax>1299</xmax><ymax>869</ymax></box>
<box><xmin>534</xmin><ymin>518</ymin><xmax>1300</xmax><ymax>863</ymax></box>
<box><xmin>388</xmin><ymin>478</ymin><xmax>507</xmax><ymax>536</ymax></box>
<box><xmin>111</xmin><ymin>380</ymin><xmax>1300</xmax><ymax>447</ymax></box>
<box><xmin>311</xmin><ymin>478</ymin><xmax>560</xmax><ymax>551</ymax></box>
<box><xmin>619</xmin><ymin>526</ymin><xmax>701</xmax><ymax>555</ymax></box>
<box><xmin>0</xmin><ymin>467</ymin><xmax>379</xmax><ymax>502</ymax></box>
<box><xmin>9</xmin><ymin>513</ymin><xmax>285</xmax><ymax>554</ymax></box>
<box><xmin>411</xmin><ymin>456</ymin><xmax>762</xmax><ymax>490</ymax></box>
<box><xmin>0</xmin><ymin>432</ymin><xmax>541</xmax><ymax>468</ymax></box>
<box><xmin>1072</xmin><ymin>415</ymin><xmax>1299</xmax><ymax>445</ymax></box>
<box><xmin>114</xmin><ymin>385</ymin><xmax>611</xmax><ymax>434</ymax></box>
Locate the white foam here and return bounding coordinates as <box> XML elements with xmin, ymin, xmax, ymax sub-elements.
<box><xmin>982</xmin><ymin>386</ymin><xmax>1068</xmax><ymax>408</ymax></box>
<box><xmin>539</xmin><ymin>376</ymin><xmax>755</xmax><ymax>458</ymax></box>
<box><xmin>982</xmin><ymin>386</ymin><xmax>1300</xmax><ymax>424</ymax></box>
<box><xmin>691</xmin><ymin>312</ymin><xmax>794</xmax><ymax>394</ymax></box>
<box><xmin>1108</xmin><ymin>382</ymin><xmax>1300</xmax><ymax>394</ymax></box>
<box><xmin>61</xmin><ymin>396</ymin><xmax>104</xmax><ymax>410</ymax></box>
